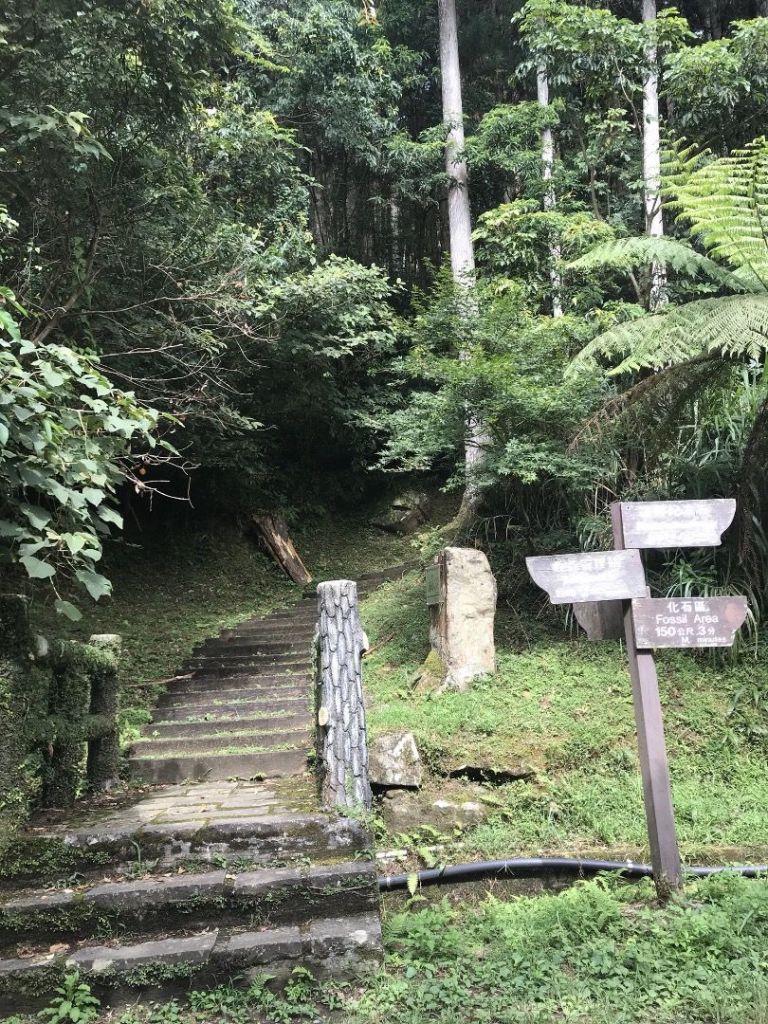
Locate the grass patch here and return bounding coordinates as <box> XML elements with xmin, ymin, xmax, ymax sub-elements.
<box><xmin>360</xmin><ymin>572</ymin><xmax>768</xmax><ymax>863</ymax></box>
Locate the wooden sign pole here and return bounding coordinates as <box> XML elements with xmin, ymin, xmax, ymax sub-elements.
<box><xmin>611</xmin><ymin>502</ymin><xmax>682</xmax><ymax>896</ymax></box>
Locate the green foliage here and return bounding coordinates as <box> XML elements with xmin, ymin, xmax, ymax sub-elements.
<box><xmin>0</xmin><ymin>295</ymin><xmax>160</xmax><ymax>613</ymax></box>
<box><xmin>38</xmin><ymin>972</ymin><xmax>99</xmax><ymax>1024</ymax></box>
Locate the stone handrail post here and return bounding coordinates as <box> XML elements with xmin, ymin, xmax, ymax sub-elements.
<box><xmin>315</xmin><ymin>580</ymin><xmax>372</xmax><ymax>810</ymax></box>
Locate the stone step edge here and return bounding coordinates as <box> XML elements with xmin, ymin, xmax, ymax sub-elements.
<box><xmin>129</xmin><ymin>740</ymin><xmax>309</xmax><ymax>761</ymax></box>
<box><xmin>128</xmin><ymin>747</ymin><xmax>310</xmax><ymax>783</ymax></box>
<box><xmin>0</xmin><ymin>912</ymin><xmax>383</xmax><ymax>1004</ymax></box>
<box><xmin>0</xmin><ymin>815</ymin><xmax>371</xmax><ymax>885</ymax></box>
<box><xmin>0</xmin><ymin>862</ymin><xmax>378</xmax><ymax>943</ymax></box>
<box><xmin>150</xmin><ymin>699</ymin><xmax>309</xmax><ymax>722</ymax></box>
<box><xmin>142</xmin><ymin>713</ymin><xmax>310</xmax><ymax>737</ymax></box>
<box><xmin>133</xmin><ymin>724</ymin><xmax>311</xmax><ymax>748</ymax></box>
<box><xmin>157</xmin><ymin>685</ymin><xmax>310</xmax><ymax>706</ymax></box>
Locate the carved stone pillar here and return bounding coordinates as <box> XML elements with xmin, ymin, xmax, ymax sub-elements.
<box><xmin>316</xmin><ymin>580</ymin><xmax>372</xmax><ymax>810</ymax></box>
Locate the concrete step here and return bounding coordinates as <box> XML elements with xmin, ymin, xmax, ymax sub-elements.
<box><xmin>0</xmin><ymin>812</ymin><xmax>370</xmax><ymax>884</ymax></box>
<box><xmin>0</xmin><ymin>912</ymin><xmax>382</xmax><ymax>1009</ymax></box>
<box><xmin>0</xmin><ymin>861</ymin><xmax>379</xmax><ymax>946</ymax></box>
<box><xmin>185</xmin><ymin>655</ymin><xmax>313</xmax><ymax>671</ymax></box>
<box><xmin>161</xmin><ymin>672</ymin><xmax>309</xmax><ymax>696</ymax></box>
<box><xmin>151</xmin><ymin>696</ymin><xmax>309</xmax><ymax>722</ymax></box>
<box><xmin>129</xmin><ymin>746</ymin><xmax>309</xmax><ymax>784</ymax></box>
<box><xmin>158</xmin><ymin>680</ymin><xmax>309</xmax><ymax>705</ymax></box>
<box><xmin>183</xmin><ymin>659</ymin><xmax>312</xmax><ymax>678</ymax></box>
<box><xmin>143</xmin><ymin>713</ymin><xmax>310</xmax><ymax>739</ymax></box>
<box><xmin>196</xmin><ymin>639</ymin><xmax>308</xmax><ymax>655</ymax></box>
<box><xmin>131</xmin><ymin>726</ymin><xmax>311</xmax><ymax>758</ymax></box>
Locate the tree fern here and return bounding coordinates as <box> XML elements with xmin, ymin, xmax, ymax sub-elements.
<box><xmin>569</xmin><ymin>136</ymin><xmax>768</xmax><ymax>376</ymax></box>
<box><xmin>568</xmin><ymin>235</ymin><xmax>748</xmax><ymax>292</ymax></box>
<box><xmin>572</xmin><ymin>294</ymin><xmax>768</xmax><ymax>375</ymax></box>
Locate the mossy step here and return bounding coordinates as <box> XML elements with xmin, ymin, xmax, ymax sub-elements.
<box><xmin>151</xmin><ymin>696</ymin><xmax>309</xmax><ymax>722</ymax></box>
<box><xmin>0</xmin><ymin>814</ymin><xmax>369</xmax><ymax>884</ymax></box>
<box><xmin>182</xmin><ymin>662</ymin><xmax>312</xmax><ymax>680</ymax></box>
<box><xmin>158</xmin><ymin>682</ymin><xmax>309</xmax><ymax>706</ymax></box>
<box><xmin>218</xmin><ymin>625</ymin><xmax>315</xmax><ymax>639</ymax></box>
<box><xmin>163</xmin><ymin>670</ymin><xmax>309</xmax><ymax>692</ymax></box>
<box><xmin>143</xmin><ymin>713</ymin><xmax>310</xmax><ymax>738</ymax></box>
<box><xmin>0</xmin><ymin>862</ymin><xmax>379</xmax><ymax>946</ymax></box>
<box><xmin>197</xmin><ymin>639</ymin><xmax>309</xmax><ymax>654</ymax></box>
<box><xmin>131</xmin><ymin>726</ymin><xmax>311</xmax><ymax>757</ymax></box>
<box><xmin>0</xmin><ymin>911</ymin><xmax>382</xmax><ymax>1008</ymax></box>
<box><xmin>184</xmin><ymin>656</ymin><xmax>313</xmax><ymax>673</ymax></box>
<box><xmin>128</xmin><ymin>746</ymin><xmax>309</xmax><ymax>784</ymax></box>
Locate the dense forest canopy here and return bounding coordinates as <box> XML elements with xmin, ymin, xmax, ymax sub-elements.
<box><xmin>3</xmin><ymin>0</ymin><xmax>768</xmax><ymax>609</ymax></box>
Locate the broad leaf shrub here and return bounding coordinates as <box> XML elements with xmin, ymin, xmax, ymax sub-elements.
<box><xmin>0</xmin><ymin>292</ymin><xmax>160</xmax><ymax>618</ymax></box>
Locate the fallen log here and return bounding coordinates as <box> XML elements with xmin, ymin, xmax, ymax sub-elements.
<box><xmin>251</xmin><ymin>513</ymin><xmax>312</xmax><ymax>586</ymax></box>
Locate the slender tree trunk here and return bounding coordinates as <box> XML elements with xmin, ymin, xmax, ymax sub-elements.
<box><xmin>537</xmin><ymin>66</ymin><xmax>563</xmax><ymax>318</ymax></box>
<box><xmin>641</xmin><ymin>0</ymin><xmax>667</xmax><ymax>312</ymax></box>
<box><xmin>437</xmin><ymin>0</ymin><xmax>485</xmax><ymax>519</ymax></box>
<box><xmin>438</xmin><ymin>0</ymin><xmax>475</xmax><ymax>286</ymax></box>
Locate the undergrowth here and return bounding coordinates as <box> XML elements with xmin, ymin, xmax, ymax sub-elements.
<box><xmin>9</xmin><ymin>874</ymin><xmax>768</xmax><ymax>1024</ymax></box>
<box><xmin>361</xmin><ymin>571</ymin><xmax>768</xmax><ymax>862</ymax></box>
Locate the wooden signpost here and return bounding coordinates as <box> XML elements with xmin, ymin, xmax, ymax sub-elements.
<box><xmin>526</xmin><ymin>498</ymin><xmax>746</xmax><ymax>898</ymax></box>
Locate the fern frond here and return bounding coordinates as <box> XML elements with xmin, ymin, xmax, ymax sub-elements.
<box><xmin>567</xmin><ymin>236</ymin><xmax>747</xmax><ymax>291</ymax></box>
<box><xmin>671</xmin><ymin>138</ymin><xmax>768</xmax><ymax>290</ymax></box>
<box><xmin>569</xmin><ymin>294</ymin><xmax>768</xmax><ymax>376</ymax></box>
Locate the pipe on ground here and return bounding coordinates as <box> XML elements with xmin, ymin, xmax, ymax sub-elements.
<box><xmin>378</xmin><ymin>857</ymin><xmax>768</xmax><ymax>892</ymax></box>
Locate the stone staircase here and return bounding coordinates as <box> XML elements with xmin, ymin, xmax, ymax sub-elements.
<box><xmin>0</xmin><ymin>566</ymin><xmax>413</xmax><ymax>1011</ymax></box>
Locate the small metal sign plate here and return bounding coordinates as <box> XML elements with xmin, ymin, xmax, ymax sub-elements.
<box><xmin>573</xmin><ymin>600</ymin><xmax>625</xmax><ymax>641</ymax></box>
<box><xmin>425</xmin><ymin>564</ymin><xmax>441</xmax><ymax>607</ymax></box>
<box><xmin>632</xmin><ymin>596</ymin><xmax>748</xmax><ymax>648</ymax></box>
<box><xmin>619</xmin><ymin>499</ymin><xmax>736</xmax><ymax>550</ymax></box>
<box><xmin>526</xmin><ymin>550</ymin><xmax>647</xmax><ymax>605</ymax></box>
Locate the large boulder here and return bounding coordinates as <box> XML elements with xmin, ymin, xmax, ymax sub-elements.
<box><xmin>368</xmin><ymin>732</ymin><xmax>422</xmax><ymax>790</ymax></box>
<box><xmin>371</xmin><ymin>492</ymin><xmax>432</xmax><ymax>536</ymax></box>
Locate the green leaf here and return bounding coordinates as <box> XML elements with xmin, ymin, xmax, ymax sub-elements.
<box><xmin>406</xmin><ymin>872</ymin><xmax>419</xmax><ymax>897</ymax></box>
<box><xmin>20</xmin><ymin>504</ymin><xmax>51</xmax><ymax>530</ymax></box>
<box><xmin>20</xmin><ymin>555</ymin><xmax>55</xmax><ymax>579</ymax></box>
<box><xmin>81</xmin><ymin>487</ymin><xmax>105</xmax><ymax>506</ymax></box>
<box><xmin>75</xmin><ymin>569</ymin><xmax>112</xmax><ymax>601</ymax></box>
<box><xmin>97</xmin><ymin>506</ymin><xmax>123</xmax><ymax>529</ymax></box>
<box><xmin>0</xmin><ymin>520</ymin><xmax>24</xmax><ymax>538</ymax></box>
<box><xmin>0</xmin><ymin>420</ymin><xmax>8</xmax><ymax>446</ymax></box>
<box><xmin>55</xmin><ymin>599</ymin><xmax>82</xmax><ymax>622</ymax></box>
<box><xmin>62</xmin><ymin>532</ymin><xmax>89</xmax><ymax>555</ymax></box>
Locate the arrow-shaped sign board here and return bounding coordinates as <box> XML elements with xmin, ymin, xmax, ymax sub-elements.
<box><xmin>619</xmin><ymin>499</ymin><xmax>736</xmax><ymax>550</ymax></box>
<box><xmin>526</xmin><ymin>550</ymin><xmax>647</xmax><ymax>605</ymax></box>
<box><xmin>631</xmin><ymin>596</ymin><xmax>749</xmax><ymax>649</ymax></box>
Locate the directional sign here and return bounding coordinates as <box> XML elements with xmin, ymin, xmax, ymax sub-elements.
<box><xmin>619</xmin><ymin>499</ymin><xmax>735</xmax><ymax>550</ymax></box>
<box><xmin>573</xmin><ymin>600</ymin><xmax>625</xmax><ymax>641</ymax></box>
<box><xmin>526</xmin><ymin>550</ymin><xmax>647</xmax><ymax>605</ymax></box>
<box><xmin>631</xmin><ymin>596</ymin><xmax>749</xmax><ymax>649</ymax></box>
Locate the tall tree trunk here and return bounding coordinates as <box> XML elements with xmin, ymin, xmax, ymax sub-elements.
<box><xmin>641</xmin><ymin>0</ymin><xmax>667</xmax><ymax>312</ymax></box>
<box><xmin>537</xmin><ymin>66</ymin><xmax>563</xmax><ymax>318</ymax></box>
<box><xmin>438</xmin><ymin>0</ymin><xmax>475</xmax><ymax>286</ymax></box>
<box><xmin>437</xmin><ymin>0</ymin><xmax>485</xmax><ymax>520</ymax></box>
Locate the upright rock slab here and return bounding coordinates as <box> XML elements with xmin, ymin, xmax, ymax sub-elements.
<box><xmin>369</xmin><ymin>732</ymin><xmax>422</xmax><ymax>789</ymax></box>
<box><xmin>429</xmin><ymin>547</ymin><xmax>496</xmax><ymax>690</ymax></box>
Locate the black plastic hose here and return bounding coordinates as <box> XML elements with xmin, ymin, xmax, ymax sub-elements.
<box><xmin>378</xmin><ymin>857</ymin><xmax>768</xmax><ymax>892</ymax></box>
